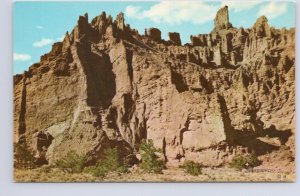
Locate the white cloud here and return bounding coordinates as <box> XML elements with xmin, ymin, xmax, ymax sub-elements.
<box><xmin>36</xmin><ymin>25</ymin><xmax>44</xmax><ymax>29</ymax></box>
<box><xmin>257</xmin><ymin>2</ymin><xmax>288</xmax><ymax>19</ymax></box>
<box><xmin>13</xmin><ymin>53</ymin><xmax>32</xmax><ymax>61</ymax></box>
<box><xmin>125</xmin><ymin>6</ymin><xmax>143</xmax><ymax>18</ymax></box>
<box><xmin>33</xmin><ymin>38</ymin><xmax>54</xmax><ymax>47</ymax></box>
<box><xmin>221</xmin><ymin>1</ymin><xmax>262</xmax><ymax>12</ymax></box>
<box><xmin>125</xmin><ymin>2</ymin><xmax>219</xmax><ymax>25</ymax></box>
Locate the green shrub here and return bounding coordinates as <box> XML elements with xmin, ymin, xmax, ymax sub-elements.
<box><xmin>229</xmin><ymin>153</ymin><xmax>260</xmax><ymax>171</ymax></box>
<box><xmin>245</xmin><ymin>153</ymin><xmax>260</xmax><ymax>169</ymax></box>
<box><xmin>55</xmin><ymin>151</ymin><xmax>86</xmax><ymax>173</ymax></box>
<box><xmin>180</xmin><ymin>161</ymin><xmax>202</xmax><ymax>176</ymax></box>
<box><xmin>139</xmin><ymin>139</ymin><xmax>165</xmax><ymax>174</ymax></box>
<box><xmin>85</xmin><ymin>147</ymin><xmax>127</xmax><ymax>177</ymax></box>
<box><xmin>229</xmin><ymin>154</ymin><xmax>246</xmax><ymax>171</ymax></box>
<box><xmin>14</xmin><ymin>143</ymin><xmax>35</xmax><ymax>169</ymax></box>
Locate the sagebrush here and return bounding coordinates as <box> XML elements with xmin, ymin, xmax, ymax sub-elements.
<box><xmin>85</xmin><ymin>147</ymin><xmax>127</xmax><ymax>177</ymax></box>
<box><xmin>180</xmin><ymin>160</ymin><xmax>202</xmax><ymax>176</ymax></box>
<box><xmin>230</xmin><ymin>153</ymin><xmax>260</xmax><ymax>171</ymax></box>
<box><xmin>55</xmin><ymin>151</ymin><xmax>86</xmax><ymax>173</ymax></box>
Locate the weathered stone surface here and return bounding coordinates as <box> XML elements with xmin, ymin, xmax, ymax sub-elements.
<box><xmin>115</xmin><ymin>12</ymin><xmax>125</xmax><ymax>30</ymax></box>
<box><xmin>14</xmin><ymin>6</ymin><xmax>295</xmax><ymax>170</ymax></box>
<box><xmin>252</xmin><ymin>16</ymin><xmax>272</xmax><ymax>38</ymax></box>
<box><xmin>214</xmin><ymin>6</ymin><xmax>232</xmax><ymax>31</ymax></box>
<box><xmin>145</xmin><ymin>28</ymin><xmax>161</xmax><ymax>42</ymax></box>
<box><xmin>168</xmin><ymin>32</ymin><xmax>181</xmax><ymax>45</ymax></box>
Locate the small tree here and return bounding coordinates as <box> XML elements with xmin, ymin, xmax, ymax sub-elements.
<box><xmin>55</xmin><ymin>151</ymin><xmax>86</xmax><ymax>173</ymax></box>
<box><xmin>180</xmin><ymin>160</ymin><xmax>202</xmax><ymax>176</ymax></box>
<box><xmin>86</xmin><ymin>147</ymin><xmax>127</xmax><ymax>177</ymax></box>
<box><xmin>139</xmin><ymin>139</ymin><xmax>165</xmax><ymax>174</ymax></box>
<box><xmin>14</xmin><ymin>143</ymin><xmax>35</xmax><ymax>169</ymax></box>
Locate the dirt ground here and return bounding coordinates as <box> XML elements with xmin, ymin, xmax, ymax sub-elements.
<box><xmin>14</xmin><ymin>166</ymin><xmax>295</xmax><ymax>183</ymax></box>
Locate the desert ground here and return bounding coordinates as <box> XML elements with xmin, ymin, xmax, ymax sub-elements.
<box><xmin>14</xmin><ymin>167</ymin><xmax>294</xmax><ymax>183</ymax></box>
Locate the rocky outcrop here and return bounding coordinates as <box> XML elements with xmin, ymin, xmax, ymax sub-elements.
<box><xmin>14</xmin><ymin>6</ymin><xmax>295</xmax><ymax>170</ymax></box>
<box><xmin>145</xmin><ymin>28</ymin><xmax>161</xmax><ymax>42</ymax></box>
<box><xmin>252</xmin><ymin>16</ymin><xmax>272</xmax><ymax>38</ymax></box>
<box><xmin>168</xmin><ymin>32</ymin><xmax>181</xmax><ymax>45</ymax></box>
<box><xmin>214</xmin><ymin>6</ymin><xmax>232</xmax><ymax>31</ymax></box>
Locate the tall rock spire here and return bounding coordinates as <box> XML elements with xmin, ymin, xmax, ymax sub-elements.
<box><xmin>252</xmin><ymin>16</ymin><xmax>272</xmax><ymax>38</ymax></box>
<box><xmin>115</xmin><ymin>12</ymin><xmax>125</xmax><ymax>30</ymax></box>
<box><xmin>214</xmin><ymin>6</ymin><xmax>232</xmax><ymax>31</ymax></box>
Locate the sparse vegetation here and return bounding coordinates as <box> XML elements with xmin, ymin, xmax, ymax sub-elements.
<box><xmin>14</xmin><ymin>143</ymin><xmax>35</xmax><ymax>169</ymax></box>
<box><xmin>55</xmin><ymin>151</ymin><xmax>86</xmax><ymax>173</ymax></box>
<box><xmin>230</xmin><ymin>153</ymin><xmax>260</xmax><ymax>171</ymax></box>
<box><xmin>139</xmin><ymin>139</ymin><xmax>166</xmax><ymax>174</ymax></box>
<box><xmin>230</xmin><ymin>155</ymin><xmax>247</xmax><ymax>171</ymax></box>
<box><xmin>85</xmin><ymin>147</ymin><xmax>127</xmax><ymax>177</ymax></box>
<box><xmin>246</xmin><ymin>153</ymin><xmax>261</xmax><ymax>169</ymax></box>
<box><xmin>180</xmin><ymin>160</ymin><xmax>203</xmax><ymax>176</ymax></box>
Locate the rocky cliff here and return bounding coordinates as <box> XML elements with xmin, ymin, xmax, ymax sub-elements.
<box><xmin>14</xmin><ymin>6</ymin><xmax>295</xmax><ymax>170</ymax></box>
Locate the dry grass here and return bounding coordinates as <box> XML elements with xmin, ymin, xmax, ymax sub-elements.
<box><xmin>14</xmin><ymin>166</ymin><xmax>295</xmax><ymax>182</ymax></box>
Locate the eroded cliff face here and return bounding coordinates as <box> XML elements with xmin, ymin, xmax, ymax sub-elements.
<box><xmin>14</xmin><ymin>7</ymin><xmax>295</xmax><ymax>169</ymax></box>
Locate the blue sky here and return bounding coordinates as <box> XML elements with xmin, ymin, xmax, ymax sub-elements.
<box><xmin>13</xmin><ymin>1</ymin><xmax>295</xmax><ymax>74</ymax></box>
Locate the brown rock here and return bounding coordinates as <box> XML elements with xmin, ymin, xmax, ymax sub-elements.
<box><xmin>214</xmin><ymin>5</ymin><xmax>232</xmax><ymax>31</ymax></box>
<box><xmin>115</xmin><ymin>12</ymin><xmax>125</xmax><ymax>30</ymax></box>
<box><xmin>252</xmin><ymin>16</ymin><xmax>271</xmax><ymax>38</ymax></box>
<box><xmin>145</xmin><ymin>28</ymin><xmax>161</xmax><ymax>42</ymax></box>
<box><xmin>168</xmin><ymin>32</ymin><xmax>181</xmax><ymax>45</ymax></box>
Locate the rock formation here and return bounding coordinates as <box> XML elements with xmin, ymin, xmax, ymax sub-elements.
<box><xmin>145</xmin><ymin>28</ymin><xmax>161</xmax><ymax>42</ymax></box>
<box><xmin>14</xmin><ymin>6</ymin><xmax>295</xmax><ymax>171</ymax></box>
<box><xmin>168</xmin><ymin>32</ymin><xmax>181</xmax><ymax>45</ymax></box>
<box><xmin>214</xmin><ymin>5</ymin><xmax>232</xmax><ymax>31</ymax></box>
